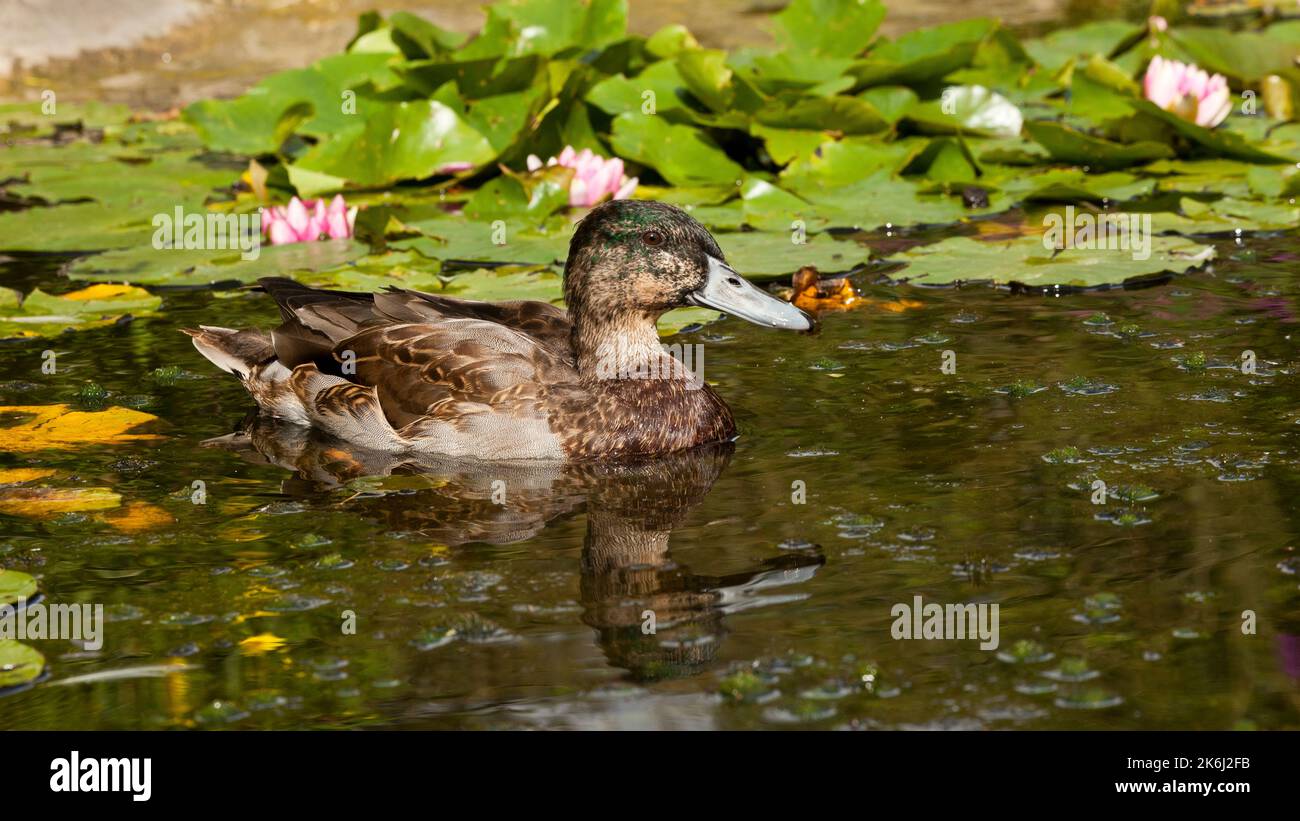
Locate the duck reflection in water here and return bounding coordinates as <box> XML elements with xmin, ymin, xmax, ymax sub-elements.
<box><xmin>206</xmin><ymin>416</ymin><xmax>824</xmax><ymax>681</ymax></box>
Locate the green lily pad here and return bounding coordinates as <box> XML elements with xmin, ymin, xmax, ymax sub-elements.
<box><xmin>0</xmin><ymin>641</ymin><xmax>45</xmax><ymax>689</ymax></box>
<box><xmin>294</xmin><ymin>99</ymin><xmax>497</xmax><ymax>187</ymax></box>
<box><xmin>439</xmin><ymin>267</ymin><xmax>565</xmax><ymax>303</ymax></box>
<box><xmin>717</xmin><ymin>230</ymin><xmax>866</xmax><ymax>280</ymax></box>
<box><xmin>1024</xmin><ymin>120</ymin><xmax>1174</xmax><ymax>169</ymax></box>
<box><xmin>458</xmin><ymin>0</ymin><xmax>628</xmax><ymax>59</ymax></box>
<box><xmin>772</xmin><ymin>0</ymin><xmax>886</xmax><ymax>59</ymax></box>
<box><xmin>1022</xmin><ymin>20</ymin><xmax>1141</xmax><ymax>72</ymax></box>
<box><xmin>586</xmin><ymin>61</ymin><xmax>692</xmax><ymax>118</ymax></box>
<box><xmin>889</xmin><ymin>233</ymin><xmax>1215</xmax><ymax>287</ymax></box>
<box><xmin>1132</xmin><ymin>100</ymin><xmax>1293</xmax><ymax>164</ymax></box>
<box><xmin>1170</xmin><ymin>27</ymin><xmax>1299</xmax><ymax>86</ymax></box>
<box><xmin>849</xmin><ymin>18</ymin><xmax>995</xmax><ymax>88</ymax></box>
<box><xmin>0</xmin><ymin>130</ymin><xmax>236</xmax><ymax>252</ymax></box>
<box><xmin>0</xmin><ymin>284</ymin><xmax>163</xmax><ymax>340</ymax></box>
<box><xmin>398</xmin><ymin>216</ymin><xmax>573</xmax><ymax>266</ymax></box>
<box><xmin>67</xmin><ymin>240</ymin><xmax>370</xmax><ymax>287</ymax></box>
<box><xmin>1152</xmin><ymin>196</ymin><xmax>1300</xmax><ymax>233</ymax></box>
<box><xmin>610</xmin><ymin>113</ymin><xmax>745</xmax><ymax>187</ymax></box>
<box><xmin>997</xmin><ymin>169</ymin><xmax>1154</xmax><ymax>203</ymax></box>
<box><xmin>0</xmin><ymin>101</ymin><xmax>131</xmax><ymax>135</ymax></box>
<box><xmin>0</xmin><ymin>569</ymin><xmax>37</xmax><ymax>607</ymax></box>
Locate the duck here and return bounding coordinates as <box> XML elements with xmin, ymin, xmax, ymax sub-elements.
<box><xmin>185</xmin><ymin>199</ymin><xmax>812</xmax><ymax>461</ymax></box>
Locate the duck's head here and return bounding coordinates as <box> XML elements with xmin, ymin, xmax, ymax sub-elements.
<box><xmin>563</xmin><ymin>200</ymin><xmax>812</xmax><ymax>332</ymax></box>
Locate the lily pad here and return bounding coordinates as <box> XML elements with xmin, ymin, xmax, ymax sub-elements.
<box><xmin>889</xmin><ymin>233</ymin><xmax>1215</xmax><ymax>287</ymax></box>
<box><xmin>0</xmin><ymin>641</ymin><xmax>45</xmax><ymax>689</ymax></box>
<box><xmin>67</xmin><ymin>240</ymin><xmax>370</xmax><ymax>287</ymax></box>
<box><xmin>294</xmin><ymin>99</ymin><xmax>497</xmax><ymax>187</ymax></box>
<box><xmin>1024</xmin><ymin>120</ymin><xmax>1174</xmax><ymax>169</ymax></box>
<box><xmin>849</xmin><ymin>18</ymin><xmax>995</xmax><ymax>88</ymax></box>
<box><xmin>0</xmin><ymin>284</ymin><xmax>162</xmax><ymax>340</ymax></box>
<box><xmin>0</xmin><ymin>487</ymin><xmax>122</xmax><ymax>518</ymax></box>
<box><xmin>610</xmin><ymin>113</ymin><xmax>745</xmax><ymax>187</ymax></box>
<box><xmin>0</xmin><ymin>405</ymin><xmax>163</xmax><ymax>453</ymax></box>
<box><xmin>0</xmin><ymin>570</ymin><xmax>37</xmax><ymax>607</ymax></box>
<box><xmin>772</xmin><ymin>0</ymin><xmax>886</xmax><ymax>59</ymax></box>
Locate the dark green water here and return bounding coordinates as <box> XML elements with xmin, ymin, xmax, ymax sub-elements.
<box><xmin>2</xmin><ymin>234</ymin><xmax>1299</xmax><ymax>730</ymax></box>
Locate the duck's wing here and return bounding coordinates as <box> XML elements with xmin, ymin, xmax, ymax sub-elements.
<box><xmin>257</xmin><ymin>277</ymin><xmax>574</xmax><ymax>368</ymax></box>
<box><xmin>231</xmin><ymin>278</ymin><xmax>580</xmax><ymax>459</ymax></box>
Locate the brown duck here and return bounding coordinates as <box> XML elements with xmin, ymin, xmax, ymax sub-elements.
<box><xmin>185</xmin><ymin>199</ymin><xmax>811</xmax><ymax>461</ymax></box>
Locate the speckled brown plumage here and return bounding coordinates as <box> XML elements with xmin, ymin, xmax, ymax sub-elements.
<box><xmin>185</xmin><ymin>200</ymin><xmax>807</xmax><ymax>461</ymax></box>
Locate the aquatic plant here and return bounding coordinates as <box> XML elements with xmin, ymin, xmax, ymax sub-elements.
<box><xmin>526</xmin><ymin>146</ymin><xmax>637</xmax><ymax>207</ymax></box>
<box><xmin>1143</xmin><ymin>56</ymin><xmax>1232</xmax><ymax>129</ymax></box>
<box><xmin>263</xmin><ymin>195</ymin><xmax>357</xmax><ymax>245</ymax></box>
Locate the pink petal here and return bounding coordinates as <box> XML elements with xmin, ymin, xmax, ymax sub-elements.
<box><xmin>614</xmin><ymin>176</ymin><xmax>638</xmax><ymax>200</ymax></box>
<box><xmin>327</xmin><ymin>194</ymin><xmax>347</xmax><ymax>220</ymax></box>
<box><xmin>285</xmin><ymin>197</ymin><xmax>311</xmax><ymax>236</ymax></box>
<box><xmin>268</xmin><ymin>220</ymin><xmax>298</xmax><ymax>245</ymax></box>
<box><xmin>526</xmin><ymin>155</ymin><xmax>543</xmax><ymax>172</ymax></box>
<box><xmin>569</xmin><ymin>176</ymin><xmax>590</xmax><ymax>208</ymax></box>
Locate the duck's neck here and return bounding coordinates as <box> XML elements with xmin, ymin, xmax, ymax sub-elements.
<box><xmin>562</xmin><ymin>306</ymin><xmax>736</xmax><ymax>458</ymax></box>
<box><xmin>572</xmin><ymin>309</ymin><xmax>689</xmax><ymax>385</ymax></box>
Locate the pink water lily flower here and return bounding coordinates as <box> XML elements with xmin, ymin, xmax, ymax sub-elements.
<box><xmin>263</xmin><ymin>195</ymin><xmax>357</xmax><ymax>245</ymax></box>
<box><xmin>1143</xmin><ymin>56</ymin><xmax>1232</xmax><ymax>129</ymax></box>
<box><xmin>526</xmin><ymin>146</ymin><xmax>638</xmax><ymax>208</ymax></box>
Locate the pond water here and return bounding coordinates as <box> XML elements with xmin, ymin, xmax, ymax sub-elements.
<box><xmin>2</xmin><ymin>228</ymin><xmax>1299</xmax><ymax>730</ymax></box>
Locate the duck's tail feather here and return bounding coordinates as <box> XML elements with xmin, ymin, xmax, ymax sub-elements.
<box><xmin>181</xmin><ymin>326</ymin><xmax>275</xmax><ymax>378</ymax></box>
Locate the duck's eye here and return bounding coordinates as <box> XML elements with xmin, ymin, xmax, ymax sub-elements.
<box><xmin>643</xmin><ymin>230</ymin><xmax>664</xmax><ymax>247</ymax></box>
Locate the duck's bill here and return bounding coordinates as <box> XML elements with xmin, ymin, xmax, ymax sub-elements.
<box><xmin>689</xmin><ymin>256</ymin><xmax>813</xmax><ymax>331</ymax></box>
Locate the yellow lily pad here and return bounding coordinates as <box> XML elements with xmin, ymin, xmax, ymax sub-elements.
<box><xmin>0</xmin><ymin>404</ymin><xmax>162</xmax><ymax>452</ymax></box>
<box><xmin>0</xmin><ymin>468</ymin><xmax>57</xmax><ymax>485</ymax></box>
<box><xmin>0</xmin><ymin>486</ymin><xmax>122</xmax><ymax>518</ymax></box>
<box><xmin>101</xmin><ymin>501</ymin><xmax>175</xmax><ymax>533</ymax></box>
<box><xmin>239</xmin><ymin>633</ymin><xmax>287</xmax><ymax>655</ymax></box>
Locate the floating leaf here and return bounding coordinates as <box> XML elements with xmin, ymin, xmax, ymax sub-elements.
<box><xmin>294</xmin><ymin>99</ymin><xmax>496</xmax><ymax>187</ymax></box>
<box><xmin>101</xmin><ymin>501</ymin><xmax>175</xmax><ymax>533</ymax></box>
<box><xmin>67</xmin><ymin>240</ymin><xmax>370</xmax><ymax>287</ymax></box>
<box><xmin>850</xmin><ymin>18</ymin><xmax>995</xmax><ymax>88</ymax></box>
<box><xmin>0</xmin><ymin>487</ymin><xmax>122</xmax><ymax>518</ymax></box>
<box><xmin>239</xmin><ymin>633</ymin><xmax>288</xmax><ymax>656</ymax></box>
<box><xmin>0</xmin><ymin>405</ymin><xmax>163</xmax><ymax>452</ymax></box>
<box><xmin>0</xmin><ymin>284</ymin><xmax>162</xmax><ymax>340</ymax></box>
<box><xmin>889</xmin><ymin>232</ymin><xmax>1215</xmax><ymax>287</ymax></box>
<box><xmin>0</xmin><ymin>570</ymin><xmax>38</xmax><ymax>607</ymax></box>
<box><xmin>0</xmin><ymin>469</ymin><xmax>57</xmax><ymax>485</ymax></box>
<box><xmin>0</xmin><ymin>641</ymin><xmax>44</xmax><ymax>689</ymax></box>
<box><xmin>1024</xmin><ymin>120</ymin><xmax>1173</xmax><ymax>169</ymax></box>
<box><xmin>772</xmin><ymin>0</ymin><xmax>886</xmax><ymax>59</ymax></box>
<box><xmin>610</xmin><ymin>113</ymin><xmax>745</xmax><ymax>187</ymax></box>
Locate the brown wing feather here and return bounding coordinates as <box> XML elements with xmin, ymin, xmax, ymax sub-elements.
<box><xmin>330</xmin><ymin>319</ymin><xmax>579</xmax><ymax>431</ymax></box>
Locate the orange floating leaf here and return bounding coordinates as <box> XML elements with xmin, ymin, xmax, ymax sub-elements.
<box><xmin>101</xmin><ymin>501</ymin><xmax>175</xmax><ymax>533</ymax></box>
<box><xmin>0</xmin><ymin>404</ymin><xmax>163</xmax><ymax>452</ymax></box>
<box><xmin>239</xmin><ymin>633</ymin><xmax>287</xmax><ymax>655</ymax></box>
<box><xmin>0</xmin><ymin>467</ymin><xmax>57</xmax><ymax>485</ymax></box>
<box><xmin>0</xmin><ymin>486</ymin><xmax>121</xmax><ymax>518</ymax></box>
